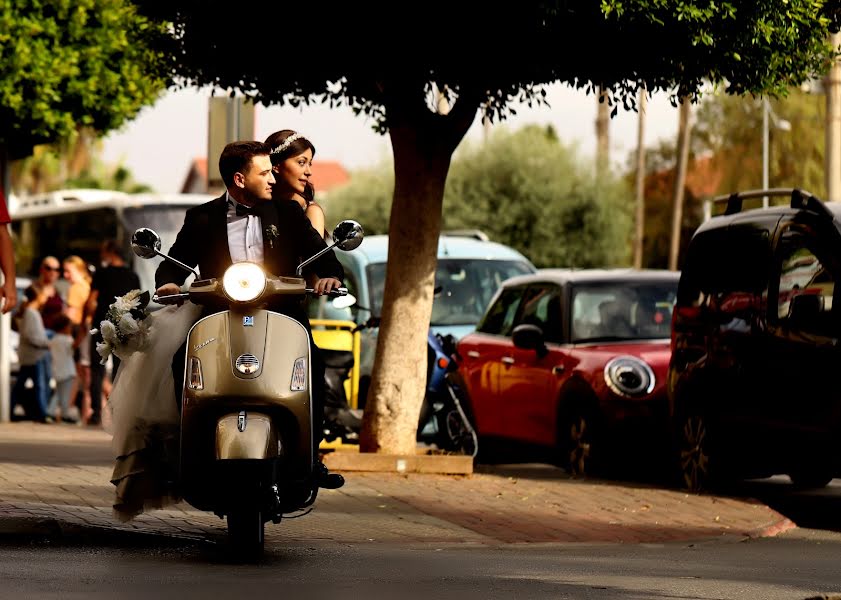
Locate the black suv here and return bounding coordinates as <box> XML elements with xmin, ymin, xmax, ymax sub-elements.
<box><xmin>669</xmin><ymin>188</ymin><xmax>841</xmax><ymax>492</ymax></box>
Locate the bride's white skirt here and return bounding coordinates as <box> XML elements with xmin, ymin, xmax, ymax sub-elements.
<box><xmin>106</xmin><ymin>302</ymin><xmax>202</xmax><ymax>522</ymax></box>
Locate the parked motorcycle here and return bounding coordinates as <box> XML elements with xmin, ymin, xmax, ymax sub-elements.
<box><xmin>130</xmin><ymin>220</ymin><xmax>363</xmax><ymax>558</ymax></box>
<box><xmin>321</xmin><ymin>313</ymin><xmax>477</xmax><ymax>457</ymax></box>
<box><xmin>419</xmin><ymin>330</ymin><xmax>478</xmax><ymax>457</ymax></box>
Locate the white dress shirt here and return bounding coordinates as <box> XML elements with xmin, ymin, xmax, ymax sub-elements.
<box><xmin>226</xmin><ymin>192</ymin><xmax>265</xmax><ymax>264</ymax></box>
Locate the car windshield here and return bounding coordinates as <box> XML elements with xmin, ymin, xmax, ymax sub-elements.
<box><xmin>366</xmin><ymin>259</ymin><xmax>535</xmax><ymax>326</ymax></box>
<box><xmin>571</xmin><ymin>281</ymin><xmax>677</xmax><ymax>342</ymax></box>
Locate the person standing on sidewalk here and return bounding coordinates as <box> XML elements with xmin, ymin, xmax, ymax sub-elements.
<box><xmin>11</xmin><ymin>286</ymin><xmax>50</xmax><ymax>421</ymax></box>
<box><xmin>29</xmin><ymin>256</ymin><xmax>65</xmax><ymax>333</ymax></box>
<box><xmin>83</xmin><ymin>240</ymin><xmax>140</xmax><ymax>426</ymax></box>
<box><xmin>46</xmin><ymin>314</ymin><xmax>77</xmax><ymax>423</ymax></box>
<box><xmin>62</xmin><ymin>255</ymin><xmax>93</xmax><ymax>423</ymax></box>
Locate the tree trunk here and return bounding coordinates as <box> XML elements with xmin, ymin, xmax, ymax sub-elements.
<box><xmin>668</xmin><ymin>98</ymin><xmax>692</xmax><ymax>271</ymax></box>
<box><xmin>826</xmin><ymin>31</ymin><xmax>841</xmax><ymax>202</ymax></box>
<box><xmin>633</xmin><ymin>87</ymin><xmax>647</xmax><ymax>269</ymax></box>
<box><xmin>359</xmin><ymin>86</ymin><xmax>476</xmax><ymax>454</ymax></box>
<box><xmin>595</xmin><ymin>86</ymin><xmax>610</xmax><ymax>177</ymax></box>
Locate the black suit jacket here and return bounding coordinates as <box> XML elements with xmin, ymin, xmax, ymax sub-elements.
<box><xmin>154</xmin><ymin>193</ymin><xmax>343</xmax><ymax>326</ymax></box>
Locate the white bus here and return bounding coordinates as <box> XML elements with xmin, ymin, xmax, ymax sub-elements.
<box><xmin>10</xmin><ymin>189</ymin><xmax>215</xmax><ymax>298</ymax></box>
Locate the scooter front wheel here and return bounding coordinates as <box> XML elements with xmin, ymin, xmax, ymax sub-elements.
<box><xmin>227</xmin><ymin>510</ymin><xmax>265</xmax><ymax>560</ymax></box>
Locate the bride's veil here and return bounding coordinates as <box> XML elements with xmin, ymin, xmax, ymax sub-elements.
<box><xmin>106</xmin><ymin>301</ymin><xmax>202</xmax><ymax>521</ymax></box>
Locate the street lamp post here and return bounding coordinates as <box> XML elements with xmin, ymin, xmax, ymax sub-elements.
<box><xmin>761</xmin><ymin>98</ymin><xmax>792</xmax><ymax>208</ymax></box>
<box><xmin>762</xmin><ymin>100</ymin><xmax>769</xmax><ymax>206</ymax></box>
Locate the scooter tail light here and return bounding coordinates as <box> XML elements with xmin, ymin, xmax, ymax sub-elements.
<box><xmin>437</xmin><ymin>357</ymin><xmax>449</xmax><ymax>370</ymax></box>
<box><xmin>291</xmin><ymin>357</ymin><xmax>307</xmax><ymax>391</ymax></box>
<box><xmin>188</xmin><ymin>357</ymin><xmax>203</xmax><ymax>390</ymax></box>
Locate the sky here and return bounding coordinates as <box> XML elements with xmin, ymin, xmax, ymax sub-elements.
<box><xmin>100</xmin><ymin>83</ymin><xmax>683</xmax><ymax>194</ymax></box>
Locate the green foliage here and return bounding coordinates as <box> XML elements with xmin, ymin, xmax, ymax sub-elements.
<box><xmin>322</xmin><ymin>166</ymin><xmax>394</xmax><ymax>235</ymax></box>
<box><xmin>11</xmin><ymin>127</ymin><xmax>153</xmax><ymax>193</ymax></box>
<box><xmin>329</xmin><ymin>126</ymin><xmax>633</xmax><ymax>268</ymax></box>
<box><xmin>66</xmin><ymin>164</ymin><xmax>153</xmax><ymax>193</ymax></box>
<box><xmin>141</xmin><ymin>1</ymin><xmax>839</xmax><ymax>127</ymax></box>
<box><xmin>626</xmin><ymin>139</ymin><xmax>705</xmax><ymax>269</ymax></box>
<box><xmin>596</xmin><ymin>1</ymin><xmax>838</xmax><ymax>101</ymax></box>
<box><xmin>618</xmin><ymin>86</ymin><xmax>828</xmax><ymax>269</ymax></box>
<box><xmin>444</xmin><ymin>127</ymin><xmax>632</xmax><ymax>267</ymax></box>
<box><xmin>0</xmin><ymin>0</ymin><xmax>168</xmax><ymax>157</ymax></box>
<box><xmin>693</xmin><ymin>88</ymin><xmax>827</xmax><ymax>197</ymax></box>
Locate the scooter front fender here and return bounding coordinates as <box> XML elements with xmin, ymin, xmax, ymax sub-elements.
<box><xmin>216</xmin><ymin>412</ymin><xmax>279</xmax><ymax>459</ymax></box>
<box><xmin>181</xmin><ymin>309</ymin><xmax>313</xmax><ymax>476</ymax></box>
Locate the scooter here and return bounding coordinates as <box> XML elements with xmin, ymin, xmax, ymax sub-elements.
<box><xmin>130</xmin><ymin>219</ymin><xmax>363</xmax><ymax>558</ymax></box>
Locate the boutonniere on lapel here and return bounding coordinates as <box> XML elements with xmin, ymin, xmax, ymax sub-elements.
<box><xmin>265</xmin><ymin>224</ymin><xmax>279</xmax><ymax>249</ymax></box>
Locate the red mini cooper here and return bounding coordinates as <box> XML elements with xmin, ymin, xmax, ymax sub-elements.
<box><xmin>454</xmin><ymin>269</ymin><xmax>679</xmax><ymax>477</ymax></box>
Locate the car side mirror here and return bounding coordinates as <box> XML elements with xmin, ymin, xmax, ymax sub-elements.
<box><xmin>512</xmin><ymin>324</ymin><xmax>548</xmax><ymax>358</ymax></box>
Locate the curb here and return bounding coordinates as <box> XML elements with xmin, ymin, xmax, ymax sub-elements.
<box><xmin>744</xmin><ymin>516</ymin><xmax>797</xmax><ymax>539</ymax></box>
<box><xmin>322</xmin><ymin>450</ymin><xmax>473</xmax><ymax>475</ymax></box>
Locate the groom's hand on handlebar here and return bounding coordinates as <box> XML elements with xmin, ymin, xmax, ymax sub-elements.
<box><xmin>312</xmin><ymin>277</ymin><xmax>342</xmax><ymax>296</ymax></box>
<box><xmin>155</xmin><ymin>283</ymin><xmax>185</xmax><ymax>305</ymax></box>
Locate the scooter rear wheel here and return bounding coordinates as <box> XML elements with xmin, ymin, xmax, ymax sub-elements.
<box><xmin>227</xmin><ymin>510</ymin><xmax>265</xmax><ymax>560</ymax></box>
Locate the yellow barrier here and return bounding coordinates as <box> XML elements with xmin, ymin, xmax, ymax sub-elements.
<box><xmin>311</xmin><ymin>319</ymin><xmax>361</xmax><ymax>451</ymax></box>
<box><xmin>309</xmin><ymin>319</ymin><xmax>360</xmax><ymax>410</ymax></box>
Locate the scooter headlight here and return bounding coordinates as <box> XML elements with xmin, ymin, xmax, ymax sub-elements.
<box><xmin>604</xmin><ymin>355</ymin><xmax>655</xmax><ymax>398</ymax></box>
<box><xmin>222</xmin><ymin>262</ymin><xmax>266</xmax><ymax>302</ymax></box>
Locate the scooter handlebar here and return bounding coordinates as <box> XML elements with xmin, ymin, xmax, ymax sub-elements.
<box><xmin>305</xmin><ymin>286</ymin><xmax>348</xmax><ymax>297</ymax></box>
<box><xmin>152</xmin><ymin>292</ymin><xmax>191</xmax><ymax>305</ymax></box>
<box><xmin>153</xmin><ymin>286</ymin><xmax>347</xmax><ymax>306</ymax></box>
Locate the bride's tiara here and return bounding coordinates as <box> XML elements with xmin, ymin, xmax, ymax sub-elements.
<box><xmin>270</xmin><ymin>133</ymin><xmax>305</xmax><ymax>156</ymax></box>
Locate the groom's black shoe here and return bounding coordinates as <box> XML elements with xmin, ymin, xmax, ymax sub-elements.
<box><xmin>315</xmin><ymin>462</ymin><xmax>345</xmax><ymax>490</ymax></box>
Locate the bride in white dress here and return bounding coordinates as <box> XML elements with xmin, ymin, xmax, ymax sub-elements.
<box><xmin>103</xmin><ymin>300</ymin><xmax>202</xmax><ymax>522</ymax></box>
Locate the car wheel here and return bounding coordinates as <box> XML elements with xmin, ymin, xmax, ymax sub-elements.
<box><xmin>676</xmin><ymin>412</ymin><xmax>716</xmax><ymax>493</ymax></box>
<box><xmin>558</xmin><ymin>402</ymin><xmax>602</xmax><ymax>477</ymax></box>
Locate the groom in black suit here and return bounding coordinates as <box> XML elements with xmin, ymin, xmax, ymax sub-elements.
<box><xmin>155</xmin><ymin>140</ymin><xmax>344</xmax><ymax>488</ymax></box>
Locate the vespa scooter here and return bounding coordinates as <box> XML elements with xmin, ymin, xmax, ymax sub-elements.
<box><xmin>130</xmin><ymin>220</ymin><xmax>363</xmax><ymax>558</ymax></box>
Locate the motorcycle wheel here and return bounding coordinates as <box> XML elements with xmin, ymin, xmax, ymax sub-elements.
<box><xmin>227</xmin><ymin>510</ymin><xmax>264</xmax><ymax>560</ymax></box>
<box><xmin>435</xmin><ymin>407</ymin><xmax>478</xmax><ymax>457</ymax></box>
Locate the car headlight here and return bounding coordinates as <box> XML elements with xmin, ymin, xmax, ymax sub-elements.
<box><xmin>604</xmin><ymin>356</ymin><xmax>655</xmax><ymax>398</ymax></box>
<box><xmin>222</xmin><ymin>262</ymin><xmax>266</xmax><ymax>302</ymax></box>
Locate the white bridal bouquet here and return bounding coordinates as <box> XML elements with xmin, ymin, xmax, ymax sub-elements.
<box><xmin>92</xmin><ymin>289</ymin><xmax>152</xmax><ymax>364</ymax></box>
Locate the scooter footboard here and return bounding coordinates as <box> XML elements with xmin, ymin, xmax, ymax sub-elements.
<box><xmin>216</xmin><ymin>412</ymin><xmax>279</xmax><ymax>459</ymax></box>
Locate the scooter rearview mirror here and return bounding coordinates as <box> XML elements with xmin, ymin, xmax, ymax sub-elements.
<box><xmin>132</xmin><ymin>228</ymin><xmax>162</xmax><ymax>259</ymax></box>
<box><xmin>332</xmin><ymin>293</ymin><xmax>357</xmax><ymax>310</ymax></box>
<box><xmin>332</xmin><ymin>220</ymin><xmax>364</xmax><ymax>251</ymax></box>
<box><xmin>297</xmin><ymin>220</ymin><xmax>365</xmax><ymax>277</ymax></box>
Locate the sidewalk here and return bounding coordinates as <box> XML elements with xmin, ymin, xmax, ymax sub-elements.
<box><xmin>0</xmin><ymin>422</ymin><xmax>795</xmax><ymax>546</ymax></box>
